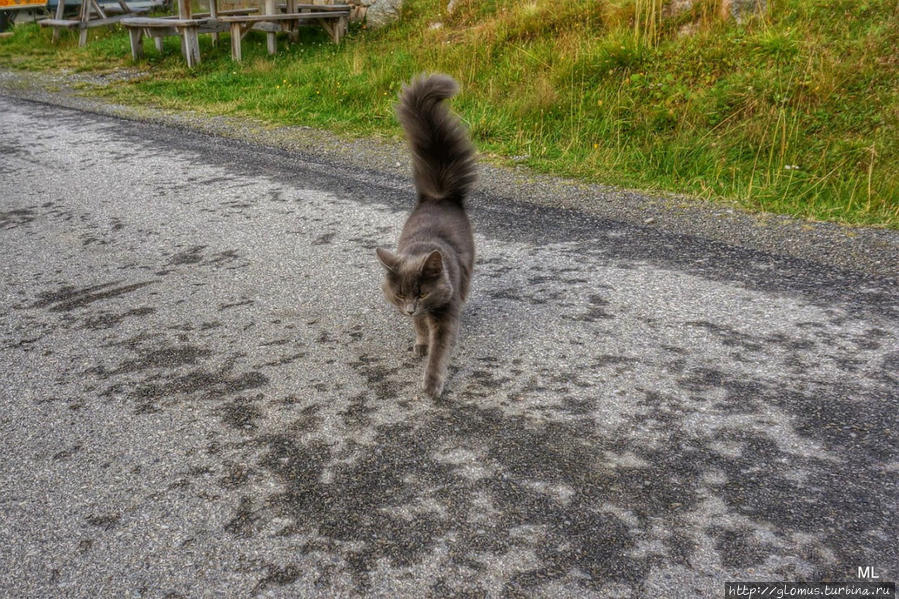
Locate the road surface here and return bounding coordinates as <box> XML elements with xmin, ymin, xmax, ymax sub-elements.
<box><xmin>1</xmin><ymin>94</ymin><xmax>897</xmax><ymax>598</ymax></box>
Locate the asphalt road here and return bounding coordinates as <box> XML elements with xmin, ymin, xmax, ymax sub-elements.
<box><xmin>1</xmin><ymin>94</ymin><xmax>897</xmax><ymax>598</ymax></box>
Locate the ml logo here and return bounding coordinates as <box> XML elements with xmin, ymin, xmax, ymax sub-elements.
<box><xmin>858</xmin><ymin>566</ymin><xmax>881</xmax><ymax>580</ymax></box>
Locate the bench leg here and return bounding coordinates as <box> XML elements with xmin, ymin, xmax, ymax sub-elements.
<box><xmin>182</xmin><ymin>27</ymin><xmax>200</xmax><ymax>67</ymax></box>
<box><xmin>286</xmin><ymin>0</ymin><xmax>298</xmax><ymax>42</ymax></box>
<box><xmin>78</xmin><ymin>26</ymin><xmax>88</xmax><ymax>46</ymax></box>
<box><xmin>335</xmin><ymin>15</ymin><xmax>347</xmax><ymax>43</ymax></box>
<box><xmin>154</xmin><ymin>33</ymin><xmax>163</xmax><ymax>52</ymax></box>
<box><xmin>319</xmin><ymin>16</ymin><xmax>346</xmax><ymax>44</ymax></box>
<box><xmin>230</xmin><ymin>22</ymin><xmax>241</xmax><ymax>61</ymax></box>
<box><xmin>128</xmin><ymin>27</ymin><xmax>143</xmax><ymax>61</ymax></box>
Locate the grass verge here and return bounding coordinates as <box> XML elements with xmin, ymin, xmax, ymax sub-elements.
<box><xmin>1</xmin><ymin>0</ymin><xmax>897</xmax><ymax>227</ymax></box>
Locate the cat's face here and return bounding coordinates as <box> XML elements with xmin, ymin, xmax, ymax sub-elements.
<box><xmin>376</xmin><ymin>249</ymin><xmax>453</xmax><ymax>317</ymax></box>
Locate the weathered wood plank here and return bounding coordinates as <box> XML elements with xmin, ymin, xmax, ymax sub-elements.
<box><xmin>40</xmin><ymin>19</ymin><xmax>82</xmax><ymax>28</ymax></box>
<box><xmin>278</xmin><ymin>3</ymin><xmax>350</xmax><ymax>10</ymax></box>
<box><xmin>197</xmin><ymin>7</ymin><xmax>258</xmax><ymax>16</ymax></box>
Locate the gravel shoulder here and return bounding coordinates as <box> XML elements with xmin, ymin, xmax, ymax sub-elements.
<box><xmin>1</xmin><ymin>67</ymin><xmax>895</xmax><ymax>278</ymax></box>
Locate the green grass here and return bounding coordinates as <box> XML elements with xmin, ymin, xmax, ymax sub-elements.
<box><xmin>2</xmin><ymin>0</ymin><xmax>897</xmax><ymax>227</ymax></box>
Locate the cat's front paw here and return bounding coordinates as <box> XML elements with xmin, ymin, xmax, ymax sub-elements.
<box><xmin>423</xmin><ymin>375</ymin><xmax>444</xmax><ymax>399</ymax></box>
<box><xmin>414</xmin><ymin>343</ymin><xmax>429</xmax><ymax>357</ymax></box>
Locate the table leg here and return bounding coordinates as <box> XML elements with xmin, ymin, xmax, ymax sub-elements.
<box><xmin>230</xmin><ymin>22</ymin><xmax>241</xmax><ymax>61</ymax></box>
<box><xmin>265</xmin><ymin>0</ymin><xmax>276</xmax><ymax>54</ymax></box>
<box><xmin>51</xmin><ymin>0</ymin><xmax>65</xmax><ymax>43</ymax></box>
<box><xmin>209</xmin><ymin>0</ymin><xmax>218</xmax><ymax>46</ymax></box>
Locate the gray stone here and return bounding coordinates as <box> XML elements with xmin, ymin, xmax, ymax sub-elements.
<box><xmin>665</xmin><ymin>0</ymin><xmax>766</xmax><ymax>22</ymax></box>
<box><xmin>721</xmin><ymin>0</ymin><xmax>766</xmax><ymax>21</ymax></box>
<box><xmin>365</xmin><ymin>0</ymin><xmax>403</xmax><ymax>28</ymax></box>
<box><xmin>663</xmin><ymin>0</ymin><xmax>695</xmax><ymax>18</ymax></box>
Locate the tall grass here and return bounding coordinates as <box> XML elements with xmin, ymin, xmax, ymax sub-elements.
<box><xmin>1</xmin><ymin>0</ymin><xmax>896</xmax><ymax>226</ymax></box>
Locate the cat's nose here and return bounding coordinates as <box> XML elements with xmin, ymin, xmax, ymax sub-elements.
<box><xmin>404</xmin><ymin>303</ymin><xmax>415</xmax><ymax>315</ymax></box>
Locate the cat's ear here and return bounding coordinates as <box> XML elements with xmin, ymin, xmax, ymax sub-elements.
<box><xmin>375</xmin><ymin>248</ymin><xmax>399</xmax><ymax>272</ymax></box>
<box><xmin>421</xmin><ymin>250</ymin><xmax>443</xmax><ymax>278</ymax></box>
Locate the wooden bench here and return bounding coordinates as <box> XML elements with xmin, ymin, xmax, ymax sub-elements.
<box><xmin>219</xmin><ymin>5</ymin><xmax>349</xmax><ymax>60</ymax></box>
<box><xmin>122</xmin><ymin>17</ymin><xmax>218</xmax><ymax>65</ymax></box>
<box><xmin>122</xmin><ymin>8</ymin><xmax>256</xmax><ymax>65</ymax></box>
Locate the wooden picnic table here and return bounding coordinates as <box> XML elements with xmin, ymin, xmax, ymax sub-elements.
<box><xmin>121</xmin><ymin>0</ymin><xmax>349</xmax><ymax>66</ymax></box>
<box><xmin>40</xmin><ymin>0</ymin><xmax>163</xmax><ymax>45</ymax></box>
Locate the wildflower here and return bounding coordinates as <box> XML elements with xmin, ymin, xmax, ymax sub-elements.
<box><xmin>597</xmin><ymin>100</ymin><xmax>603</xmax><ymax>106</ymax></box>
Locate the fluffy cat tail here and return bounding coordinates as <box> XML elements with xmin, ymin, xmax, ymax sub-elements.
<box><xmin>397</xmin><ymin>74</ymin><xmax>476</xmax><ymax>204</ymax></box>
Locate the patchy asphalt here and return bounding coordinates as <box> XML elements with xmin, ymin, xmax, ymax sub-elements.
<box><xmin>0</xmin><ymin>93</ymin><xmax>897</xmax><ymax>598</ymax></box>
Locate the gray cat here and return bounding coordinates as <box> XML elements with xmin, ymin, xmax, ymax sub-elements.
<box><xmin>376</xmin><ymin>74</ymin><xmax>477</xmax><ymax>398</ymax></box>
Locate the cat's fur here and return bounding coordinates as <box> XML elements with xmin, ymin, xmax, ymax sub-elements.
<box><xmin>376</xmin><ymin>74</ymin><xmax>476</xmax><ymax>398</ymax></box>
